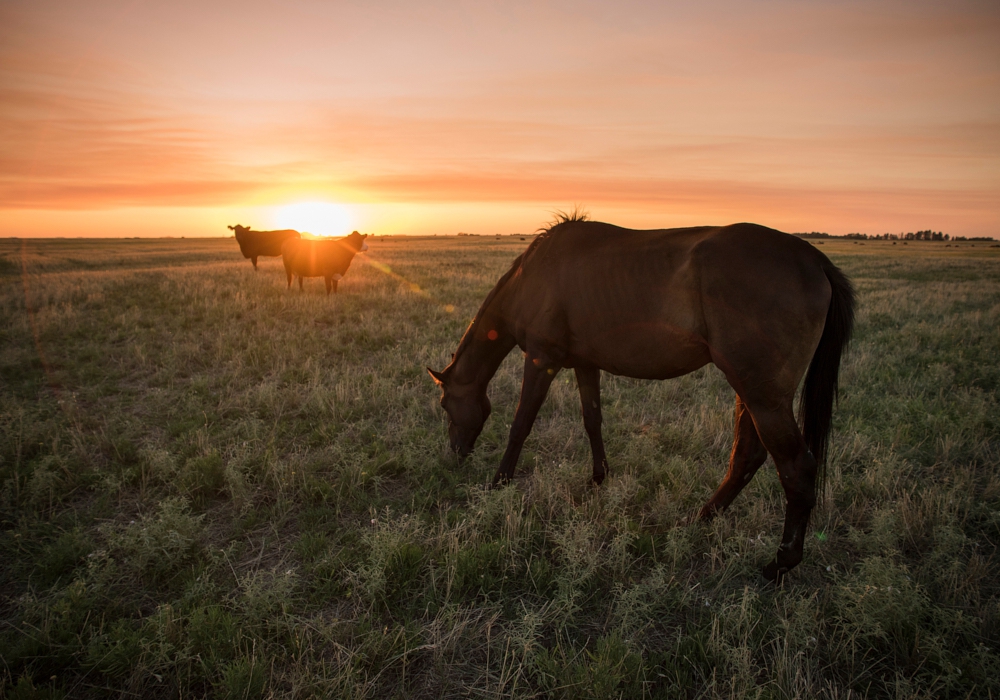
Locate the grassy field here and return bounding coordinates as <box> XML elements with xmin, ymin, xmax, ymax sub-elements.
<box><xmin>1</xmin><ymin>234</ymin><xmax>998</xmax><ymax>699</ymax></box>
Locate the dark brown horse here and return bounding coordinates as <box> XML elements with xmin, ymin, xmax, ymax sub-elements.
<box><xmin>429</xmin><ymin>218</ymin><xmax>854</xmax><ymax>581</ymax></box>
<box><xmin>281</xmin><ymin>231</ymin><xmax>369</xmax><ymax>295</ymax></box>
<box><xmin>228</xmin><ymin>224</ymin><xmax>301</xmax><ymax>270</ymax></box>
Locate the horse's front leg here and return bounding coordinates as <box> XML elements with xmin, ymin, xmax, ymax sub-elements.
<box><xmin>493</xmin><ymin>353</ymin><xmax>561</xmax><ymax>486</ymax></box>
<box><xmin>575</xmin><ymin>366</ymin><xmax>608</xmax><ymax>485</ymax></box>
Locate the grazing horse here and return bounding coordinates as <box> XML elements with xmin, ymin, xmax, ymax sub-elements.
<box><xmin>228</xmin><ymin>224</ymin><xmax>301</xmax><ymax>270</ymax></box>
<box><xmin>429</xmin><ymin>218</ymin><xmax>854</xmax><ymax>581</ymax></box>
<box><xmin>281</xmin><ymin>231</ymin><xmax>369</xmax><ymax>295</ymax></box>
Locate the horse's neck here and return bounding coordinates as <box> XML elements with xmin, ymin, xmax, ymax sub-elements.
<box><xmin>451</xmin><ymin>315</ymin><xmax>516</xmax><ymax>389</ymax></box>
<box><xmin>450</xmin><ymin>261</ymin><xmax>523</xmax><ymax>387</ymax></box>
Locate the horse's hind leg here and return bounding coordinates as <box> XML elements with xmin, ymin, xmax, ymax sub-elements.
<box><xmin>747</xmin><ymin>404</ymin><xmax>818</xmax><ymax>582</ymax></box>
<box><xmin>575</xmin><ymin>366</ymin><xmax>609</xmax><ymax>485</ymax></box>
<box><xmin>699</xmin><ymin>395</ymin><xmax>768</xmax><ymax>519</ymax></box>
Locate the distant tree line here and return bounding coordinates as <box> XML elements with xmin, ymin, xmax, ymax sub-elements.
<box><xmin>793</xmin><ymin>230</ymin><xmax>995</xmax><ymax>242</ymax></box>
<box><xmin>857</xmin><ymin>231</ymin><xmax>949</xmax><ymax>241</ymax></box>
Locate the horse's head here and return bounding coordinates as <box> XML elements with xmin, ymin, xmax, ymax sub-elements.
<box><xmin>427</xmin><ymin>367</ymin><xmax>491</xmax><ymax>457</ymax></box>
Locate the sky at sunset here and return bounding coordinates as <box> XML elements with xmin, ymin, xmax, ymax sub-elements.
<box><xmin>1</xmin><ymin>0</ymin><xmax>998</xmax><ymax>238</ymax></box>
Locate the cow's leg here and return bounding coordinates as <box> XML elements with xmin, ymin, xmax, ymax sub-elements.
<box><xmin>575</xmin><ymin>366</ymin><xmax>608</xmax><ymax>485</ymax></box>
<box><xmin>298</xmin><ymin>276</ymin><xmax>304</xmax><ymax>291</ymax></box>
<box><xmin>493</xmin><ymin>354</ymin><xmax>560</xmax><ymax>486</ymax></box>
<box><xmin>325</xmin><ymin>277</ymin><xmax>332</xmax><ymax>295</ymax></box>
<box><xmin>698</xmin><ymin>395</ymin><xmax>768</xmax><ymax>519</ymax></box>
<box><xmin>746</xmin><ymin>403</ymin><xmax>817</xmax><ymax>583</ymax></box>
<box><xmin>252</xmin><ymin>256</ymin><xmax>258</xmax><ymax>270</ymax></box>
<box><xmin>331</xmin><ymin>279</ymin><xmax>338</xmax><ymax>294</ymax></box>
<box><xmin>286</xmin><ymin>269</ymin><xmax>292</xmax><ymax>289</ymax></box>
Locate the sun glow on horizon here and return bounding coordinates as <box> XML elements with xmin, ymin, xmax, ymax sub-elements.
<box><xmin>272</xmin><ymin>201</ymin><xmax>355</xmax><ymax>237</ymax></box>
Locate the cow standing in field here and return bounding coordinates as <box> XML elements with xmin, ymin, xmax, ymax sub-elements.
<box><xmin>281</xmin><ymin>231</ymin><xmax>369</xmax><ymax>295</ymax></box>
<box><xmin>228</xmin><ymin>224</ymin><xmax>301</xmax><ymax>270</ymax></box>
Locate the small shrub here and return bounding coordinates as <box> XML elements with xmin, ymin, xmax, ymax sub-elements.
<box><xmin>180</xmin><ymin>452</ymin><xmax>226</xmax><ymax>502</ymax></box>
<box><xmin>106</xmin><ymin>497</ymin><xmax>204</xmax><ymax>584</ymax></box>
<box><xmin>216</xmin><ymin>656</ymin><xmax>267</xmax><ymax>700</ymax></box>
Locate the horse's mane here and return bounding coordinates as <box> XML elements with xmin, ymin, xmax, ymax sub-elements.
<box><xmin>447</xmin><ymin>210</ymin><xmax>588</xmax><ymax>371</ymax></box>
<box><xmin>538</xmin><ymin>207</ymin><xmax>589</xmax><ymax>233</ymax></box>
<box><xmin>448</xmin><ymin>240</ymin><xmax>538</xmax><ymax>370</ymax></box>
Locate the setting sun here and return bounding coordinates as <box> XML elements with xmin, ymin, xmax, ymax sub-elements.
<box><xmin>272</xmin><ymin>202</ymin><xmax>355</xmax><ymax>237</ymax></box>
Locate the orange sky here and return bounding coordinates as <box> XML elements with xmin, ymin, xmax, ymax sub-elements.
<box><xmin>1</xmin><ymin>0</ymin><xmax>998</xmax><ymax>237</ymax></box>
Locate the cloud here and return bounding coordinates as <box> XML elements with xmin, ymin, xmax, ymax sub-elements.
<box><xmin>2</xmin><ymin>0</ymin><xmax>997</xmax><ymax>237</ymax></box>
<box><xmin>0</xmin><ymin>179</ymin><xmax>269</xmax><ymax>209</ymax></box>
<box><xmin>349</xmin><ymin>169</ymin><xmax>998</xmax><ymax>212</ymax></box>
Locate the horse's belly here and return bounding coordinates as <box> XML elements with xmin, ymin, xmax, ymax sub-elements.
<box><xmin>568</xmin><ymin>323</ymin><xmax>711</xmax><ymax>380</ymax></box>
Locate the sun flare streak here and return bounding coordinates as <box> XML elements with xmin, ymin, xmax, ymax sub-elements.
<box><xmin>361</xmin><ymin>257</ymin><xmax>455</xmax><ymax>314</ymax></box>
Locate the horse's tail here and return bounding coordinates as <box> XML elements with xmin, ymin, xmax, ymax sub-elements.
<box><xmin>799</xmin><ymin>261</ymin><xmax>855</xmax><ymax>480</ymax></box>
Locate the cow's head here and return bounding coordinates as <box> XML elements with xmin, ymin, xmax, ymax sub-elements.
<box><xmin>343</xmin><ymin>231</ymin><xmax>369</xmax><ymax>253</ymax></box>
<box><xmin>227</xmin><ymin>224</ymin><xmax>251</xmax><ymax>236</ymax></box>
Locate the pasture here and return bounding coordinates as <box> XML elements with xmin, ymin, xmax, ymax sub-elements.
<box><xmin>1</xmin><ymin>235</ymin><xmax>998</xmax><ymax>699</ymax></box>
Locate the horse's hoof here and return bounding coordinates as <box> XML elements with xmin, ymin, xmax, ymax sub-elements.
<box><xmin>491</xmin><ymin>477</ymin><xmax>511</xmax><ymax>490</ymax></box>
<box><xmin>762</xmin><ymin>560</ymin><xmax>788</xmax><ymax>584</ymax></box>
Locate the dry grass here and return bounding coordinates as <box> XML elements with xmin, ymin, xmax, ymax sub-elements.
<box><xmin>1</xmin><ymin>235</ymin><xmax>998</xmax><ymax>699</ymax></box>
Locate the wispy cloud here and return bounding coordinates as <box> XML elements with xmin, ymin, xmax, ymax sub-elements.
<box><xmin>1</xmin><ymin>0</ymin><xmax>998</xmax><ymax>235</ymax></box>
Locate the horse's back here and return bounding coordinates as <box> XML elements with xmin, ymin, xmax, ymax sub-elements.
<box><xmin>521</xmin><ymin>221</ymin><xmax>830</xmax><ymax>315</ymax></box>
<box><xmin>506</xmin><ymin>223</ymin><xmax>717</xmax><ymax>376</ymax></box>
<box><xmin>504</xmin><ymin>221</ymin><xmax>835</xmax><ymax>384</ymax></box>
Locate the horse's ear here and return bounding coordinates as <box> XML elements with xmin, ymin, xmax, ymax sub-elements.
<box><xmin>427</xmin><ymin>367</ymin><xmax>446</xmax><ymax>386</ymax></box>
